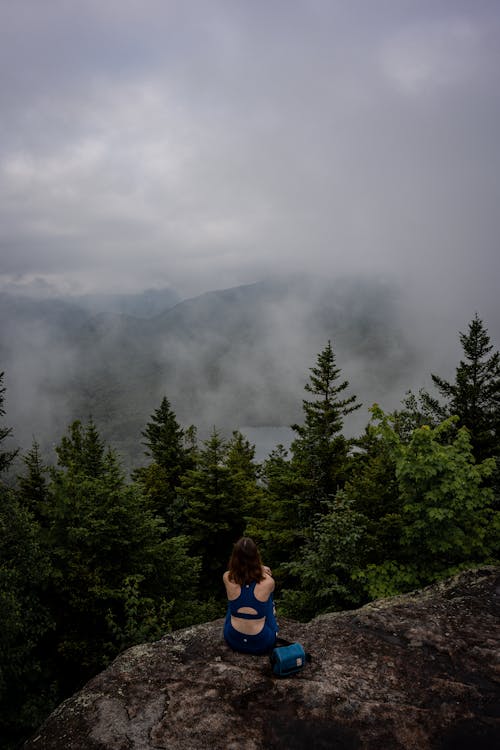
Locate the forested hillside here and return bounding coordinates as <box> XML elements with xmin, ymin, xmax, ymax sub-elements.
<box><xmin>1</xmin><ymin>310</ymin><xmax>499</xmax><ymax>749</ymax></box>
<box><xmin>0</xmin><ymin>276</ymin><xmax>415</xmax><ymax>468</ymax></box>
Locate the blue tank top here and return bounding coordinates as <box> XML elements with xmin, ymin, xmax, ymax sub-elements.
<box><xmin>228</xmin><ymin>580</ymin><xmax>270</xmax><ymax>620</ymax></box>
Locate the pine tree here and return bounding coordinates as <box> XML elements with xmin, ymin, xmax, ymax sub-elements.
<box><xmin>179</xmin><ymin>428</ymin><xmax>250</xmax><ymax>593</ymax></box>
<box><xmin>55</xmin><ymin>418</ymin><xmax>106</xmax><ymax>477</ymax></box>
<box><xmin>246</xmin><ymin>445</ymin><xmax>307</xmax><ymax>578</ymax></box>
<box><xmin>45</xmin><ymin>419</ymin><xmax>201</xmax><ymax>694</ymax></box>
<box><xmin>17</xmin><ymin>439</ymin><xmax>49</xmax><ymax>523</ymax></box>
<box><xmin>0</xmin><ymin>485</ymin><xmax>54</xmax><ymax>749</ymax></box>
<box><xmin>345</xmin><ymin>422</ymin><xmax>401</xmax><ymax>568</ymax></box>
<box><xmin>422</xmin><ymin>315</ymin><xmax>500</xmax><ymax>463</ymax></box>
<box><xmin>141</xmin><ymin>397</ymin><xmax>188</xmax><ymax>468</ymax></box>
<box><xmin>0</xmin><ymin>371</ymin><xmax>18</xmax><ymax>474</ymax></box>
<box><xmin>0</xmin><ymin>377</ymin><xmax>54</xmax><ymax>748</ymax></box>
<box><xmin>392</xmin><ymin>389</ymin><xmax>441</xmax><ymax>442</ymax></box>
<box><xmin>226</xmin><ymin>430</ymin><xmax>263</xmax><ymax>523</ymax></box>
<box><xmin>280</xmin><ymin>491</ymin><xmax>367</xmax><ymax>620</ymax></box>
<box><xmin>133</xmin><ymin>397</ymin><xmax>194</xmax><ymax>531</ymax></box>
<box><xmin>248</xmin><ymin>343</ymin><xmax>361</xmax><ymax>604</ymax></box>
<box><xmin>291</xmin><ymin>341</ymin><xmax>361</xmax><ymax>510</ymax></box>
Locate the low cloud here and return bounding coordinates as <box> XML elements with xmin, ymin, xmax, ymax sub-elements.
<box><xmin>0</xmin><ymin>1</ymin><xmax>498</xmax><ymax>306</ymax></box>
<box><xmin>0</xmin><ymin>2</ymin><xmax>499</xmax><ymax>466</ymax></box>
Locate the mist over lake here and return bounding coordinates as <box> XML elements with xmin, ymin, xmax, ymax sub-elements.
<box><xmin>2</xmin><ymin>273</ymin><xmax>495</xmax><ymax>472</ymax></box>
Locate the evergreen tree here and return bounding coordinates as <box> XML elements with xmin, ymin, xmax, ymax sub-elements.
<box><xmin>246</xmin><ymin>445</ymin><xmax>306</xmax><ymax>580</ymax></box>
<box><xmin>17</xmin><ymin>439</ymin><xmax>49</xmax><ymax>523</ymax></box>
<box><xmin>0</xmin><ymin>377</ymin><xmax>54</xmax><ymax>748</ymax></box>
<box><xmin>422</xmin><ymin>315</ymin><xmax>500</xmax><ymax>463</ymax></box>
<box><xmin>45</xmin><ymin>419</ymin><xmax>201</xmax><ymax>693</ymax></box>
<box><xmin>0</xmin><ymin>489</ymin><xmax>53</xmax><ymax>749</ymax></box>
<box><xmin>133</xmin><ymin>397</ymin><xmax>194</xmax><ymax>531</ymax></box>
<box><xmin>0</xmin><ymin>371</ymin><xmax>17</xmax><ymax>474</ymax></box>
<box><xmin>345</xmin><ymin>422</ymin><xmax>401</xmax><ymax>567</ymax></box>
<box><xmin>392</xmin><ymin>390</ymin><xmax>441</xmax><ymax>442</ymax></box>
<box><xmin>356</xmin><ymin>407</ymin><xmax>499</xmax><ymax>598</ymax></box>
<box><xmin>280</xmin><ymin>491</ymin><xmax>367</xmax><ymax>620</ymax></box>
<box><xmin>248</xmin><ymin>344</ymin><xmax>361</xmax><ymax>605</ymax></box>
<box><xmin>55</xmin><ymin>418</ymin><xmax>107</xmax><ymax>477</ymax></box>
<box><xmin>141</xmin><ymin>397</ymin><xmax>189</xmax><ymax>468</ymax></box>
<box><xmin>226</xmin><ymin>430</ymin><xmax>263</xmax><ymax>524</ymax></box>
<box><xmin>291</xmin><ymin>341</ymin><xmax>361</xmax><ymax>511</ymax></box>
<box><xmin>179</xmin><ymin>428</ymin><xmax>251</xmax><ymax>593</ymax></box>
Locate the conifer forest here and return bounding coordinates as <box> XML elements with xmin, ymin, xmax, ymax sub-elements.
<box><xmin>1</xmin><ymin>314</ymin><xmax>499</xmax><ymax>748</ymax></box>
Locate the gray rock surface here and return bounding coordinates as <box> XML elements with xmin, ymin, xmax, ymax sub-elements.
<box><xmin>25</xmin><ymin>567</ymin><xmax>500</xmax><ymax>749</ymax></box>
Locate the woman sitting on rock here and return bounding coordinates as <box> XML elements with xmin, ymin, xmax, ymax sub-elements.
<box><xmin>223</xmin><ymin>536</ymin><xmax>279</xmax><ymax>655</ymax></box>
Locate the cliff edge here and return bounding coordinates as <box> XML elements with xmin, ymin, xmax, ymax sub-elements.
<box><xmin>25</xmin><ymin>567</ymin><xmax>499</xmax><ymax>749</ymax></box>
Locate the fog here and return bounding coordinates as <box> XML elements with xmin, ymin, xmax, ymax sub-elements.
<box><xmin>1</xmin><ymin>2</ymin><xmax>499</xmax><ymax>298</ymax></box>
<box><xmin>1</xmin><ymin>1</ymin><xmax>499</xmax><ymax>465</ymax></box>
<box><xmin>2</xmin><ymin>273</ymin><xmax>493</xmax><ymax>472</ymax></box>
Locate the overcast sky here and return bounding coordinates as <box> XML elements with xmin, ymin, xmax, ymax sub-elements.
<box><xmin>1</xmin><ymin>0</ymin><xmax>499</xmax><ymax>324</ymax></box>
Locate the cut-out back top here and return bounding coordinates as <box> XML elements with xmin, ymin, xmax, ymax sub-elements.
<box><xmin>227</xmin><ymin>580</ymin><xmax>271</xmax><ymax>620</ymax></box>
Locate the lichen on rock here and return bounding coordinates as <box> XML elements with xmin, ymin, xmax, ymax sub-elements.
<box><xmin>25</xmin><ymin>567</ymin><xmax>500</xmax><ymax>749</ymax></box>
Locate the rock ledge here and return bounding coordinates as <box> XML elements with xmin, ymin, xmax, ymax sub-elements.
<box><xmin>26</xmin><ymin>567</ymin><xmax>500</xmax><ymax>749</ymax></box>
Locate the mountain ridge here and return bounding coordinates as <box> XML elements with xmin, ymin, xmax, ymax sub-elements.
<box><xmin>1</xmin><ymin>276</ymin><xmax>416</xmax><ymax>469</ymax></box>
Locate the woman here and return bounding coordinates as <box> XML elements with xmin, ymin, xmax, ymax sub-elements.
<box><xmin>223</xmin><ymin>537</ymin><xmax>278</xmax><ymax>655</ymax></box>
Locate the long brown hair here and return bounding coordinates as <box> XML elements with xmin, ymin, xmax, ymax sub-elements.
<box><xmin>228</xmin><ymin>537</ymin><xmax>264</xmax><ymax>586</ymax></box>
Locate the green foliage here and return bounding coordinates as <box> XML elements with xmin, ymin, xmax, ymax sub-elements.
<box><xmin>41</xmin><ymin>420</ymin><xmax>204</xmax><ymax>694</ymax></box>
<box><xmin>359</xmin><ymin>407</ymin><xmax>499</xmax><ymax>594</ymax></box>
<box><xmin>295</xmin><ymin>341</ymin><xmax>360</xmax><ymax>438</ymax></box>
<box><xmin>397</xmin><ymin>422</ymin><xmax>495</xmax><ymax>563</ymax></box>
<box><xmin>291</xmin><ymin>341</ymin><xmax>360</xmax><ymax>510</ymax></box>
<box><xmin>133</xmin><ymin>397</ymin><xmax>195</xmax><ymax>530</ymax></box>
<box><xmin>0</xmin><ymin>371</ymin><xmax>18</xmax><ymax>474</ymax></box>
<box><xmin>353</xmin><ymin>561</ymin><xmax>422</xmax><ymax>599</ymax></box>
<box><xmin>141</xmin><ymin>396</ymin><xmax>187</xmax><ymax>467</ymax></box>
<box><xmin>0</xmin><ymin>415</ymin><xmax>209</xmax><ymax>748</ymax></box>
<box><xmin>0</xmin><ymin>380</ymin><xmax>52</xmax><ymax>748</ymax></box>
<box><xmin>179</xmin><ymin>428</ymin><xmax>260</xmax><ymax>593</ymax></box>
<box><xmin>284</xmin><ymin>400</ymin><xmax>499</xmax><ymax>612</ymax></box>
<box><xmin>1</xmin><ymin>317</ymin><xmax>499</xmax><ymax>746</ymax></box>
<box><xmin>392</xmin><ymin>390</ymin><xmax>441</xmax><ymax>441</ymax></box>
<box><xmin>17</xmin><ymin>439</ymin><xmax>49</xmax><ymax>523</ymax></box>
<box><xmin>421</xmin><ymin>315</ymin><xmax>500</xmax><ymax>464</ymax></box>
<box><xmin>226</xmin><ymin>430</ymin><xmax>263</xmax><ymax>523</ymax></box>
<box><xmin>246</xmin><ymin>445</ymin><xmax>309</xmax><ymax>585</ymax></box>
<box><xmin>266</xmin><ymin>341</ymin><xmax>362</xmax><ymax>604</ymax></box>
<box><xmin>345</xmin><ymin>421</ymin><xmax>401</xmax><ymax>565</ymax></box>
<box><xmin>279</xmin><ymin>492</ymin><xmax>367</xmax><ymax>620</ymax></box>
<box><xmin>56</xmin><ymin>417</ymin><xmax>107</xmax><ymax>477</ymax></box>
<box><xmin>0</xmin><ymin>485</ymin><xmax>54</xmax><ymax>748</ymax></box>
<box><xmin>104</xmin><ymin>535</ymin><xmax>203</xmax><ymax>650</ymax></box>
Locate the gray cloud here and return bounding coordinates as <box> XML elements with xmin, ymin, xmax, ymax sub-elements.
<box><xmin>0</xmin><ymin>0</ymin><xmax>499</xmax><ymax>326</ymax></box>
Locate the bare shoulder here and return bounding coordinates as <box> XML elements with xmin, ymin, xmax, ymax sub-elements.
<box><xmin>255</xmin><ymin>572</ymin><xmax>275</xmax><ymax>600</ymax></box>
<box><xmin>223</xmin><ymin>570</ymin><xmax>240</xmax><ymax>598</ymax></box>
<box><xmin>262</xmin><ymin>572</ymin><xmax>275</xmax><ymax>588</ymax></box>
